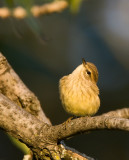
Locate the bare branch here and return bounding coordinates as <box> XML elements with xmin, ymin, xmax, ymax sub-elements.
<box><xmin>0</xmin><ymin>87</ymin><xmax>129</xmax><ymax>159</ymax></box>
<box><xmin>0</xmin><ymin>53</ymin><xmax>94</xmax><ymax>159</ymax></box>
<box><xmin>1</xmin><ymin>53</ymin><xmax>129</xmax><ymax>159</ymax></box>
<box><xmin>0</xmin><ymin>92</ymin><xmax>96</xmax><ymax>159</ymax></box>
<box><xmin>0</xmin><ymin>1</ymin><xmax>68</xmax><ymax>19</ymax></box>
<box><xmin>0</xmin><ymin>93</ymin><xmax>61</xmax><ymax>159</ymax></box>
<box><xmin>101</xmin><ymin>108</ymin><xmax>129</xmax><ymax>118</ymax></box>
<box><xmin>0</xmin><ymin>93</ymin><xmax>50</xmax><ymax>148</ymax></box>
<box><xmin>0</xmin><ymin>53</ymin><xmax>51</xmax><ymax>124</ymax></box>
<box><xmin>51</xmin><ymin>108</ymin><xmax>129</xmax><ymax>141</ymax></box>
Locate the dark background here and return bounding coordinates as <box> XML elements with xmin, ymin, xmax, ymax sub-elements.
<box><xmin>0</xmin><ymin>0</ymin><xmax>129</xmax><ymax>159</ymax></box>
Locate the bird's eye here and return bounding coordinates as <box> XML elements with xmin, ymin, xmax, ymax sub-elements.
<box><xmin>86</xmin><ymin>70</ymin><xmax>91</xmax><ymax>75</ymax></box>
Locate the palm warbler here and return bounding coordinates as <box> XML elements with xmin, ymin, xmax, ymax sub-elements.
<box><xmin>59</xmin><ymin>58</ymin><xmax>100</xmax><ymax>116</ymax></box>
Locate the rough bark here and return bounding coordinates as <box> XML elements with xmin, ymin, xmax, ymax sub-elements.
<box><xmin>0</xmin><ymin>53</ymin><xmax>129</xmax><ymax>159</ymax></box>
<box><xmin>0</xmin><ymin>53</ymin><xmax>50</xmax><ymax>124</ymax></box>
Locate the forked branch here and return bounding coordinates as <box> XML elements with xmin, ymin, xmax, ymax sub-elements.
<box><xmin>0</xmin><ymin>53</ymin><xmax>129</xmax><ymax>160</ymax></box>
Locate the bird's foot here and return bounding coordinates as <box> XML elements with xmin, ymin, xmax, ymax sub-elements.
<box><xmin>64</xmin><ymin>116</ymin><xmax>80</xmax><ymax>129</ymax></box>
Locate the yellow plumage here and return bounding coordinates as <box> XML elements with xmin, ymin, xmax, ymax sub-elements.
<box><xmin>59</xmin><ymin>59</ymin><xmax>100</xmax><ymax>116</ymax></box>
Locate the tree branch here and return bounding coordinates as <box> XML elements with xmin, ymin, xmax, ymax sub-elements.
<box><xmin>0</xmin><ymin>93</ymin><xmax>50</xmax><ymax>148</ymax></box>
<box><xmin>0</xmin><ymin>53</ymin><xmax>129</xmax><ymax>159</ymax></box>
<box><xmin>0</xmin><ymin>90</ymin><xmax>129</xmax><ymax>159</ymax></box>
<box><xmin>50</xmin><ymin>110</ymin><xmax>129</xmax><ymax>141</ymax></box>
<box><xmin>0</xmin><ymin>52</ymin><xmax>93</xmax><ymax>159</ymax></box>
<box><xmin>0</xmin><ymin>1</ymin><xmax>68</xmax><ymax>18</ymax></box>
<box><xmin>0</xmin><ymin>53</ymin><xmax>50</xmax><ymax>124</ymax></box>
<box><xmin>101</xmin><ymin>108</ymin><xmax>129</xmax><ymax>118</ymax></box>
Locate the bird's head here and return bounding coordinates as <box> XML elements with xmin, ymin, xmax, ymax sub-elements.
<box><xmin>81</xmin><ymin>58</ymin><xmax>98</xmax><ymax>83</ymax></box>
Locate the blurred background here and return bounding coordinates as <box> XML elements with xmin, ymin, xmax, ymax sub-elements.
<box><xmin>0</xmin><ymin>0</ymin><xmax>129</xmax><ymax>159</ymax></box>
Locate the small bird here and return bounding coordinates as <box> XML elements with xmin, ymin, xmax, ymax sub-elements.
<box><xmin>59</xmin><ymin>58</ymin><xmax>100</xmax><ymax>116</ymax></box>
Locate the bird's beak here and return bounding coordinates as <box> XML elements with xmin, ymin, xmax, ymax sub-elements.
<box><xmin>82</xmin><ymin>58</ymin><xmax>87</xmax><ymax>66</ymax></box>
